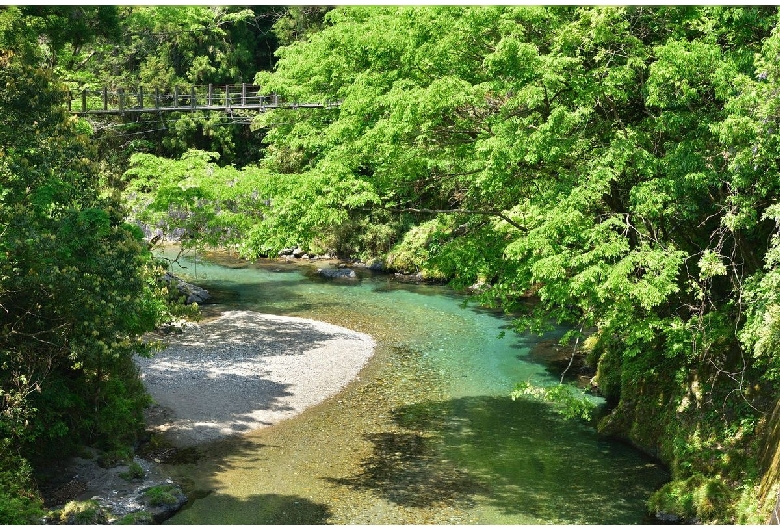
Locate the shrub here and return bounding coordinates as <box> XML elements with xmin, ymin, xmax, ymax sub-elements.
<box><xmin>0</xmin><ymin>441</ymin><xmax>43</xmax><ymax>524</ymax></box>
<box><xmin>386</xmin><ymin>217</ymin><xmax>449</xmax><ymax>279</ymax></box>
<box><xmin>0</xmin><ymin>492</ymin><xmax>44</xmax><ymax>525</ymax></box>
<box><xmin>97</xmin><ymin>447</ymin><xmax>133</xmax><ymax>468</ymax></box>
<box><xmin>648</xmin><ymin>474</ymin><xmax>736</xmax><ymax>523</ymax></box>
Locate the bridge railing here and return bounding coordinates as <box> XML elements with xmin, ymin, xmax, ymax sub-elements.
<box><xmin>65</xmin><ymin>84</ymin><xmax>289</xmax><ymax>115</ymax></box>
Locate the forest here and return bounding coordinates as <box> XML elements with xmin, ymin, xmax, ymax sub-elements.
<box><xmin>2</xmin><ymin>5</ymin><xmax>780</xmax><ymax>524</ymax></box>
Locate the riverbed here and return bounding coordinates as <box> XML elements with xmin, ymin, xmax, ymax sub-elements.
<box><xmin>155</xmin><ymin>248</ymin><xmax>668</xmax><ymax>524</ymax></box>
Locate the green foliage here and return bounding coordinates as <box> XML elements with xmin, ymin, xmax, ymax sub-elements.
<box><xmin>0</xmin><ymin>441</ymin><xmax>43</xmax><ymax>524</ymax></box>
<box><xmin>385</xmin><ymin>217</ymin><xmax>450</xmax><ymax>279</ymax></box>
<box><xmin>53</xmin><ymin>6</ymin><xmax>282</xmax><ymax>167</ymax></box>
<box><xmin>125</xmin><ymin>148</ymin><xmax>384</xmax><ymax>258</ymax></box>
<box><xmin>0</xmin><ymin>12</ymin><xmax>180</xmax><ymax>524</ymax></box>
<box><xmin>272</xmin><ymin>6</ymin><xmax>333</xmax><ymax>46</ymax></box>
<box><xmin>58</xmin><ymin>6</ymin><xmax>275</xmax><ymax>88</ymax></box>
<box><xmin>119</xmin><ymin>460</ymin><xmax>146</xmax><ymax>481</ymax></box>
<box><xmin>124</xmin><ymin>149</ymin><xmax>274</xmax><ymax>253</ymax></box>
<box><xmin>58</xmin><ymin>499</ymin><xmax>107</xmax><ymax>524</ymax></box>
<box><xmin>0</xmin><ymin>491</ymin><xmax>43</xmax><ymax>525</ymax></box>
<box><xmin>245</xmin><ymin>6</ymin><xmax>780</xmax><ymax>523</ymax></box>
<box><xmin>511</xmin><ymin>382</ymin><xmax>597</xmax><ymax>421</ymax></box>
<box><xmin>25</xmin><ymin>4</ymin><xmax>780</xmax><ymax>524</ymax></box>
<box><xmin>96</xmin><ymin>447</ymin><xmax>133</xmax><ymax>469</ymax></box>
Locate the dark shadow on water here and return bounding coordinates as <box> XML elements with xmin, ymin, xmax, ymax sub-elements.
<box><xmin>163</xmin><ymin>438</ymin><xmax>334</xmax><ymax>524</ymax></box>
<box><xmin>192</xmin><ymin>279</ymin><xmax>342</xmax><ymax>315</ymax></box>
<box><xmin>168</xmin><ymin>492</ymin><xmax>332</xmax><ymax>524</ymax></box>
<box><xmin>328</xmin><ymin>395</ymin><xmax>669</xmax><ymax>524</ymax></box>
<box><xmin>329</xmin><ymin>430</ymin><xmax>490</xmax><ymax>510</ymax></box>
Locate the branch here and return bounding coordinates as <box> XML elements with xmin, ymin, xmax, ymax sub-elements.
<box><xmin>370</xmin><ymin>206</ymin><xmax>527</xmax><ymax>233</ymax></box>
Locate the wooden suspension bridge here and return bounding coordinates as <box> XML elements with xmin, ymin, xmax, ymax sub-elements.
<box><xmin>66</xmin><ymin>83</ymin><xmax>339</xmax><ymax>116</ymax></box>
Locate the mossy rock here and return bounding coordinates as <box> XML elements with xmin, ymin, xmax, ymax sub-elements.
<box><xmin>59</xmin><ymin>499</ymin><xmax>108</xmax><ymax>524</ymax></box>
<box><xmin>648</xmin><ymin>474</ymin><xmax>736</xmax><ymax>524</ymax></box>
<box><xmin>118</xmin><ymin>460</ymin><xmax>146</xmax><ymax>481</ymax></box>
<box><xmin>141</xmin><ymin>484</ymin><xmax>187</xmax><ymax>522</ymax></box>
<box><xmin>97</xmin><ymin>447</ymin><xmax>133</xmax><ymax>468</ymax></box>
<box><xmin>385</xmin><ymin>218</ymin><xmax>448</xmax><ymax>279</ymax></box>
<box><xmin>142</xmin><ymin>484</ymin><xmax>184</xmax><ymax>507</ymax></box>
<box><xmin>116</xmin><ymin>510</ymin><xmax>153</xmax><ymax>524</ymax></box>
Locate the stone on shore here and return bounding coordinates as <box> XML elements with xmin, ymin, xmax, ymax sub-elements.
<box><xmin>161</xmin><ymin>272</ymin><xmax>210</xmax><ymax>304</ymax></box>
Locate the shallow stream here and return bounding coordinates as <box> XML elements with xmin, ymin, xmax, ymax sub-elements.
<box><xmin>157</xmin><ymin>249</ymin><xmax>668</xmax><ymax>524</ymax></box>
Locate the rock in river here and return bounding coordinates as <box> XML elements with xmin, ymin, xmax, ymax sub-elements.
<box><xmin>317</xmin><ymin>268</ymin><xmax>358</xmax><ymax>280</ymax></box>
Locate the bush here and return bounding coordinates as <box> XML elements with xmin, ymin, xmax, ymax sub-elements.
<box><xmin>648</xmin><ymin>474</ymin><xmax>736</xmax><ymax>523</ymax></box>
<box><xmin>0</xmin><ymin>441</ymin><xmax>43</xmax><ymax>524</ymax></box>
<box><xmin>386</xmin><ymin>217</ymin><xmax>449</xmax><ymax>279</ymax></box>
<box><xmin>0</xmin><ymin>492</ymin><xmax>43</xmax><ymax>525</ymax></box>
<box><xmin>97</xmin><ymin>447</ymin><xmax>133</xmax><ymax>468</ymax></box>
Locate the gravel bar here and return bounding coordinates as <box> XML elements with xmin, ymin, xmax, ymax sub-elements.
<box><xmin>136</xmin><ymin>310</ymin><xmax>376</xmax><ymax>447</ymax></box>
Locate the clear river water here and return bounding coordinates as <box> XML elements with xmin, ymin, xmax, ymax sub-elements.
<box><xmin>157</xmin><ymin>249</ymin><xmax>668</xmax><ymax>524</ymax></box>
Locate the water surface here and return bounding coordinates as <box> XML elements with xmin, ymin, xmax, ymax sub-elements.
<box><xmin>157</xmin><ymin>249</ymin><xmax>667</xmax><ymax>524</ymax></box>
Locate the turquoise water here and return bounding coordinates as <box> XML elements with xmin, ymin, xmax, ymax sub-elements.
<box><xmin>159</xmin><ymin>249</ymin><xmax>668</xmax><ymax>524</ymax></box>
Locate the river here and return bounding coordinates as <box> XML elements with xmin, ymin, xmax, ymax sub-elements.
<box><xmin>156</xmin><ymin>248</ymin><xmax>668</xmax><ymax>524</ymax></box>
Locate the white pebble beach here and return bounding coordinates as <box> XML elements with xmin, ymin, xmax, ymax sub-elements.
<box><xmin>136</xmin><ymin>310</ymin><xmax>375</xmax><ymax>447</ymax></box>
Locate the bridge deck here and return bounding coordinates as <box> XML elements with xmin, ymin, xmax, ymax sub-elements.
<box><xmin>66</xmin><ymin>83</ymin><xmax>337</xmax><ymax>116</ymax></box>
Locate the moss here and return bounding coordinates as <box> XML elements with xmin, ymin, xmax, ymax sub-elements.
<box><xmin>116</xmin><ymin>510</ymin><xmax>153</xmax><ymax>524</ymax></box>
<box><xmin>119</xmin><ymin>460</ymin><xmax>145</xmax><ymax>481</ymax></box>
<box><xmin>591</xmin><ymin>344</ymin><xmax>622</xmax><ymax>404</ymax></box>
<box><xmin>648</xmin><ymin>474</ymin><xmax>736</xmax><ymax>523</ymax></box>
<box><xmin>734</xmin><ymin>481</ymin><xmax>767</xmax><ymax>525</ymax></box>
<box><xmin>97</xmin><ymin>447</ymin><xmax>133</xmax><ymax>468</ymax></box>
<box><xmin>386</xmin><ymin>218</ymin><xmax>449</xmax><ymax>279</ymax></box>
<box><xmin>143</xmin><ymin>484</ymin><xmax>183</xmax><ymax>507</ymax></box>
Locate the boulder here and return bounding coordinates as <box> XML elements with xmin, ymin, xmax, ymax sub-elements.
<box><xmin>392</xmin><ymin>272</ymin><xmax>424</xmax><ymax>284</ymax></box>
<box><xmin>368</xmin><ymin>260</ymin><xmax>385</xmax><ymax>272</ymax></box>
<box><xmin>141</xmin><ymin>484</ymin><xmax>188</xmax><ymax>524</ymax></box>
<box><xmin>161</xmin><ymin>272</ymin><xmax>211</xmax><ymax>304</ymax></box>
<box><xmin>317</xmin><ymin>268</ymin><xmax>358</xmax><ymax>280</ymax></box>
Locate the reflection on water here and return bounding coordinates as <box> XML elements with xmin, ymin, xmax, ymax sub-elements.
<box><xmin>158</xmin><ymin>248</ymin><xmax>668</xmax><ymax>524</ymax></box>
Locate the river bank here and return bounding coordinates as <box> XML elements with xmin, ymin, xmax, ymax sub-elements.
<box><xmin>39</xmin><ymin>306</ymin><xmax>376</xmax><ymax>522</ymax></box>
<box><xmin>39</xmin><ymin>248</ymin><xmax>671</xmax><ymax>524</ymax></box>
<box><xmin>154</xmin><ymin>249</ymin><xmax>669</xmax><ymax>524</ymax></box>
<box><xmin>137</xmin><ymin>310</ymin><xmax>375</xmax><ymax>447</ymax></box>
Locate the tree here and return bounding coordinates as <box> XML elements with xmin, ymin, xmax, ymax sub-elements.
<box><xmin>0</xmin><ymin>7</ymin><xmax>175</xmax><ymax>522</ymax></box>
<box><xmin>246</xmin><ymin>6</ymin><xmax>780</xmax><ymax>522</ymax></box>
<box><xmin>53</xmin><ymin>6</ymin><xmax>282</xmax><ymax>167</ymax></box>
